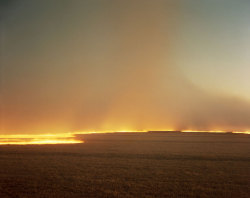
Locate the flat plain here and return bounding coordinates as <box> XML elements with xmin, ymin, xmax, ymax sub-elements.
<box><xmin>0</xmin><ymin>132</ymin><xmax>249</xmax><ymax>198</ymax></box>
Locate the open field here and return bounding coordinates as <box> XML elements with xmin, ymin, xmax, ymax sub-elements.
<box><xmin>0</xmin><ymin>132</ymin><xmax>249</xmax><ymax>198</ymax></box>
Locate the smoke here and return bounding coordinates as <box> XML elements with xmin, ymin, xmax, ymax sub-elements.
<box><xmin>1</xmin><ymin>0</ymin><xmax>250</xmax><ymax>134</ymax></box>
<box><xmin>71</xmin><ymin>0</ymin><xmax>250</xmax><ymax>132</ymax></box>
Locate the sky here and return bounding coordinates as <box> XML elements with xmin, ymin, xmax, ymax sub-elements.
<box><xmin>1</xmin><ymin>0</ymin><xmax>250</xmax><ymax>134</ymax></box>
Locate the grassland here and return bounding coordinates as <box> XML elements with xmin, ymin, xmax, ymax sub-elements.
<box><xmin>0</xmin><ymin>132</ymin><xmax>249</xmax><ymax>197</ymax></box>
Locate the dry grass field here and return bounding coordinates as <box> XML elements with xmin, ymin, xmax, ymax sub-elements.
<box><xmin>0</xmin><ymin>132</ymin><xmax>249</xmax><ymax>198</ymax></box>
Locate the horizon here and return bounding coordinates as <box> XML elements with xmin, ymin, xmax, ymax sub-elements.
<box><xmin>0</xmin><ymin>130</ymin><xmax>249</xmax><ymax>145</ymax></box>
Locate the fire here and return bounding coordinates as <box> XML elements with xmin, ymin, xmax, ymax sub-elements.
<box><xmin>181</xmin><ymin>130</ymin><xmax>250</xmax><ymax>134</ymax></box>
<box><xmin>74</xmin><ymin>130</ymin><xmax>147</xmax><ymax>134</ymax></box>
<box><xmin>0</xmin><ymin>130</ymin><xmax>147</xmax><ymax>145</ymax></box>
<box><xmin>0</xmin><ymin>133</ymin><xmax>83</xmax><ymax>145</ymax></box>
<box><xmin>232</xmin><ymin>131</ymin><xmax>250</xmax><ymax>134</ymax></box>
<box><xmin>0</xmin><ymin>130</ymin><xmax>148</xmax><ymax>145</ymax></box>
<box><xmin>0</xmin><ymin>129</ymin><xmax>249</xmax><ymax>145</ymax></box>
<box><xmin>181</xmin><ymin>130</ymin><xmax>228</xmax><ymax>133</ymax></box>
<box><xmin>0</xmin><ymin>139</ymin><xmax>83</xmax><ymax>145</ymax></box>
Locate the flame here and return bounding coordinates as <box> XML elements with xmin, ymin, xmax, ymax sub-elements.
<box><xmin>0</xmin><ymin>133</ymin><xmax>83</xmax><ymax>145</ymax></box>
<box><xmin>0</xmin><ymin>129</ymin><xmax>249</xmax><ymax>145</ymax></box>
<box><xmin>181</xmin><ymin>130</ymin><xmax>250</xmax><ymax>134</ymax></box>
<box><xmin>181</xmin><ymin>130</ymin><xmax>228</xmax><ymax>133</ymax></box>
<box><xmin>74</xmin><ymin>130</ymin><xmax>147</xmax><ymax>134</ymax></box>
<box><xmin>0</xmin><ymin>139</ymin><xmax>83</xmax><ymax>145</ymax></box>
<box><xmin>232</xmin><ymin>131</ymin><xmax>250</xmax><ymax>134</ymax></box>
<box><xmin>0</xmin><ymin>130</ymin><xmax>147</xmax><ymax>145</ymax></box>
<box><xmin>0</xmin><ymin>130</ymin><xmax>148</xmax><ymax>145</ymax></box>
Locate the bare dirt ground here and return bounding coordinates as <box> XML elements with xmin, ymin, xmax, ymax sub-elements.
<box><xmin>0</xmin><ymin>132</ymin><xmax>249</xmax><ymax>198</ymax></box>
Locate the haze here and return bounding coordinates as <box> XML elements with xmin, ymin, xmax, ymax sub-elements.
<box><xmin>1</xmin><ymin>0</ymin><xmax>250</xmax><ymax>134</ymax></box>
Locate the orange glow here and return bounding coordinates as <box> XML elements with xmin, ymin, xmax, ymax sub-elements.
<box><xmin>0</xmin><ymin>130</ymin><xmax>147</xmax><ymax>145</ymax></box>
<box><xmin>0</xmin><ymin>129</ymin><xmax>249</xmax><ymax>145</ymax></box>
<box><xmin>0</xmin><ymin>139</ymin><xmax>83</xmax><ymax>145</ymax></box>
<box><xmin>0</xmin><ymin>133</ymin><xmax>74</xmax><ymax>139</ymax></box>
<box><xmin>0</xmin><ymin>130</ymin><xmax>148</xmax><ymax>145</ymax></box>
<box><xmin>232</xmin><ymin>131</ymin><xmax>250</xmax><ymax>134</ymax></box>
<box><xmin>181</xmin><ymin>130</ymin><xmax>250</xmax><ymax>134</ymax></box>
<box><xmin>0</xmin><ymin>133</ymin><xmax>83</xmax><ymax>145</ymax></box>
<box><xmin>74</xmin><ymin>130</ymin><xmax>147</xmax><ymax>134</ymax></box>
<box><xmin>181</xmin><ymin>130</ymin><xmax>228</xmax><ymax>133</ymax></box>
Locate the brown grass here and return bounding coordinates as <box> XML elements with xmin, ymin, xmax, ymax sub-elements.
<box><xmin>0</xmin><ymin>132</ymin><xmax>249</xmax><ymax>197</ymax></box>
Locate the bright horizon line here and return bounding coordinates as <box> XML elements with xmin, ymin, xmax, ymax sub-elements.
<box><xmin>1</xmin><ymin>129</ymin><xmax>250</xmax><ymax>136</ymax></box>
<box><xmin>0</xmin><ymin>130</ymin><xmax>249</xmax><ymax>145</ymax></box>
